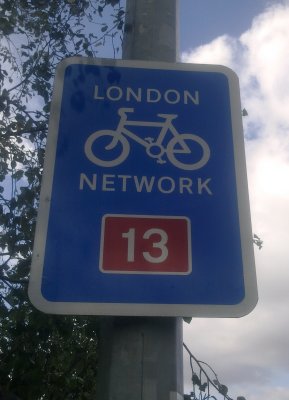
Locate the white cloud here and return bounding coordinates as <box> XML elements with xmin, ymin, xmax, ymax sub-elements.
<box><xmin>182</xmin><ymin>3</ymin><xmax>289</xmax><ymax>399</ymax></box>
<box><xmin>182</xmin><ymin>35</ymin><xmax>239</xmax><ymax>67</ymax></box>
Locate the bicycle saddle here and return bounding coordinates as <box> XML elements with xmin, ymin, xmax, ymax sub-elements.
<box><xmin>157</xmin><ymin>113</ymin><xmax>178</xmax><ymax>119</ymax></box>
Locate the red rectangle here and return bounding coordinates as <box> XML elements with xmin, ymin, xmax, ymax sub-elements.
<box><xmin>100</xmin><ymin>214</ymin><xmax>191</xmax><ymax>274</ymax></box>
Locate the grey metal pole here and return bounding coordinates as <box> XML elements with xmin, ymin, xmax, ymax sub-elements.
<box><xmin>122</xmin><ymin>0</ymin><xmax>179</xmax><ymax>62</ymax></box>
<box><xmin>96</xmin><ymin>1</ymin><xmax>183</xmax><ymax>399</ymax></box>
<box><xmin>97</xmin><ymin>317</ymin><xmax>183</xmax><ymax>400</ymax></box>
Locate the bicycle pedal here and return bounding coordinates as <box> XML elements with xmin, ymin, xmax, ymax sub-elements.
<box><xmin>145</xmin><ymin>137</ymin><xmax>154</xmax><ymax>143</ymax></box>
<box><xmin>157</xmin><ymin>159</ymin><xmax>166</xmax><ymax>164</ymax></box>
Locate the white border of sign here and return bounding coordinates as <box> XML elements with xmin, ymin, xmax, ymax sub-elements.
<box><xmin>28</xmin><ymin>57</ymin><xmax>258</xmax><ymax>317</ymax></box>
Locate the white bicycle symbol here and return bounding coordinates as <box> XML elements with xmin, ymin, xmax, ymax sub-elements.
<box><xmin>84</xmin><ymin>107</ymin><xmax>210</xmax><ymax>170</ymax></box>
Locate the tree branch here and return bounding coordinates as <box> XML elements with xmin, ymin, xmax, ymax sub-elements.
<box><xmin>0</xmin><ymin>275</ymin><xmax>29</xmax><ymax>285</ymax></box>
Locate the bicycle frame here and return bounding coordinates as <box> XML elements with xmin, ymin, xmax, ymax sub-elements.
<box><xmin>113</xmin><ymin>108</ymin><xmax>181</xmax><ymax>149</ymax></box>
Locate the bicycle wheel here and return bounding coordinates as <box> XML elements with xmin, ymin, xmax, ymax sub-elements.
<box><xmin>167</xmin><ymin>133</ymin><xmax>210</xmax><ymax>170</ymax></box>
<box><xmin>84</xmin><ymin>130</ymin><xmax>129</xmax><ymax>167</ymax></box>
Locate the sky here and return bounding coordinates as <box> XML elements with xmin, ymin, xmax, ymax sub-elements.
<box><xmin>178</xmin><ymin>1</ymin><xmax>289</xmax><ymax>399</ymax></box>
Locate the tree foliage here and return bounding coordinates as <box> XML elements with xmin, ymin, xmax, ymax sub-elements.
<box><xmin>183</xmin><ymin>343</ymin><xmax>247</xmax><ymax>400</ymax></box>
<box><xmin>0</xmin><ymin>0</ymin><xmax>124</xmax><ymax>398</ymax></box>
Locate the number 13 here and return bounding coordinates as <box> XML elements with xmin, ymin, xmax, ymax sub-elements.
<box><xmin>122</xmin><ymin>228</ymin><xmax>168</xmax><ymax>264</ymax></box>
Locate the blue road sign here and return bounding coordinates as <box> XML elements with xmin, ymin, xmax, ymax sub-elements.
<box><xmin>29</xmin><ymin>57</ymin><xmax>257</xmax><ymax>317</ymax></box>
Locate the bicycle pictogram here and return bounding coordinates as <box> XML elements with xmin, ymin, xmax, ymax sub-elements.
<box><xmin>84</xmin><ymin>108</ymin><xmax>210</xmax><ymax>170</ymax></box>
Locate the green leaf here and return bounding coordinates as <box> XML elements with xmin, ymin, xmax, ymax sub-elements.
<box><xmin>106</xmin><ymin>0</ymin><xmax>120</xmax><ymax>6</ymax></box>
<box><xmin>192</xmin><ymin>373</ymin><xmax>201</xmax><ymax>386</ymax></box>
<box><xmin>219</xmin><ymin>384</ymin><xmax>228</xmax><ymax>396</ymax></box>
<box><xmin>85</xmin><ymin>50</ymin><xmax>93</xmax><ymax>57</ymax></box>
<box><xmin>199</xmin><ymin>382</ymin><xmax>207</xmax><ymax>392</ymax></box>
<box><xmin>12</xmin><ymin>170</ymin><xmax>24</xmax><ymax>181</ymax></box>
